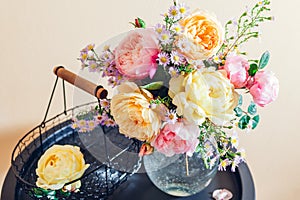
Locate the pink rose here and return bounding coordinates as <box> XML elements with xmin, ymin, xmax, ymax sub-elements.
<box><xmin>114</xmin><ymin>28</ymin><xmax>159</xmax><ymax>80</ymax></box>
<box><xmin>248</xmin><ymin>71</ymin><xmax>279</xmax><ymax>107</ymax></box>
<box><xmin>223</xmin><ymin>54</ymin><xmax>250</xmax><ymax>88</ymax></box>
<box><xmin>151</xmin><ymin>121</ymin><xmax>199</xmax><ymax>157</ymax></box>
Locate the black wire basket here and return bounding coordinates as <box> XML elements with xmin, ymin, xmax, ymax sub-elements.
<box><xmin>10</xmin><ymin>67</ymin><xmax>143</xmax><ymax>199</ymax></box>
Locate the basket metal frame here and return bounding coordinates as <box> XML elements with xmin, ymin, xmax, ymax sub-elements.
<box><xmin>10</xmin><ymin>76</ymin><xmax>142</xmax><ymax>199</ymax></box>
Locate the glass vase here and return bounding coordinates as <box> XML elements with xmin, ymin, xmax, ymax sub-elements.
<box><xmin>143</xmin><ymin>142</ymin><xmax>219</xmax><ymax>197</ymax></box>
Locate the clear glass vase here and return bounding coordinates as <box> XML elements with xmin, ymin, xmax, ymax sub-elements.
<box><xmin>143</xmin><ymin>142</ymin><xmax>219</xmax><ymax>197</ymax></box>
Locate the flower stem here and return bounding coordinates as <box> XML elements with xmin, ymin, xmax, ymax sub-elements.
<box><xmin>185</xmin><ymin>154</ymin><xmax>190</xmax><ymax>176</ymax></box>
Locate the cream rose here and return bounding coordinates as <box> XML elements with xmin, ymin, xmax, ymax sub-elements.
<box><xmin>177</xmin><ymin>9</ymin><xmax>224</xmax><ymax>62</ymax></box>
<box><xmin>36</xmin><ymin>145</ymin><xmax>89</xmax><ymax>190</ymax></box>
<box><xmin>169</xmin><ymin>68</ymin><xmax>238</xmax><ymax>125</ymax></box>
<box><xmin>111</xmin><ymin>82</ymin><xmax>162</xmax><ymax>142</ymax></box>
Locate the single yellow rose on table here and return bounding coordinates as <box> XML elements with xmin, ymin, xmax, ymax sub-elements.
<box><xmin>177</xmin><ymin>9</ymin><xmax>224</xmax><ymax>62</ymax></box>
<box><xmin>36</xmin><ymin>145</ymin><xmax>90</xmax><ymax>191</ymax></box>
<box><xmin>111</xmin><ymin>82</ymin><xmax>162</xmax><ymax>142</ymax></box>
<box><xmin>169</xmin><ymin>68</ymin><xmax>238</xmax><ymax>126</ymax></box>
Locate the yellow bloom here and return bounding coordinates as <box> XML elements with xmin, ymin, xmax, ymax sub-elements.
<box><xmin>35</xmin><ymin>145</ymin><xmax>89</xmax><ymax>190</ymax></box>
<box><xmin>169</xmin><ymin>68</ymin><xmax>238</xmax><ymax>125</ymax></box>
<box><xmin>177</xmin><ymin>9</ymin><xmax>224</xmax><ymax>61</ymax></box>
<box><xmin>111</xmin><ymin>82</ymin><xmax>162</xmax><ymax>142</ymax></box>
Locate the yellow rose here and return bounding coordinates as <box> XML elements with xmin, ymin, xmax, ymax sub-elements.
<box><xmin>36</xmin><ymin>145</ymin><xmax>89</xmax><ymax>190</ymax></box>
<box><xmin>111</xmin><ymin>82</ymin><xmax>162</xmax><ymax>142</ymax></box>
<box><xmin>177</xmin><ymin>9</ymin><xmax>224</xmax><ymax>61</ymax></box>
<box><xmin>169</xmin><ymin>68</ymin><xmax>238</xmax><ymax>125</ymax></box>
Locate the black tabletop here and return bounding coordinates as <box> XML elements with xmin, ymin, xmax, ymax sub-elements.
<box><xmin>2</xmin><ymin>161</ymin><xmax>255</xmax><ymax>200</ymax></box>
<box><xmin>4</xmin><ymin>121</ymin><xmax>255</xmax><ymax>200</ymax></box>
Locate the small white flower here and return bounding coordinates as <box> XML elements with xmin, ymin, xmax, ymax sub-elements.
<box><xmin>172</xmin><ymin>24</ymin><xmax>183</xmax><ymax>34</ymax></box>
<box><xmin>159</xmin><ymin>30</ymin><xmax>172</xmax><ymax>44</ymax></box>
<box><xmin>165</xmin><ymin>110</ymin><xmax>178</xmax><ymax>124</ymax></box>
<box><xmin>155</xmin><ymin>23</ymin><xmax>166</xmax><ymax>34</ymax></box>
<box><xmin>177</xmin><ymin>37</ymin><xmax>191</xmax><ymax>52</ymax></box>
<box><xmin>157</xmin><ymin>52</ymin><xmax>170</xmax><ymax>67</ymax></box>
<box><xmin>170</xmin><ymin>51</ymin><xmax>183</xmax><ymax>65</ymax></box>
<box><xmin>168</xmin><ymin>5</ymin><xmax>180</xmax><ymax>20</ymax></box>
<box><xmin>177</xmin><ymin>3</ymin><xmax>189</xmax><ymax>18</ymax></box>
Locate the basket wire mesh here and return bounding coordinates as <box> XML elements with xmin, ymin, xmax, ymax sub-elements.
<box><xmin>11</xmin><ymin>76</ymin><xmax>143</xmax><ymax>199</ymax></box>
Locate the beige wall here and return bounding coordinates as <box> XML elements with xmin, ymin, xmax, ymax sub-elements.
<box><xmin>0</xmin><ymin>0</ymin><xmax>299</xmax><ymax>199</ymax></box>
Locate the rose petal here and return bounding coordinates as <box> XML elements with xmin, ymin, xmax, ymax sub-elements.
<box><xmin>212</xmin><ymin>188</ymin><xmax>233</xmax><ymax>200</ymax></box>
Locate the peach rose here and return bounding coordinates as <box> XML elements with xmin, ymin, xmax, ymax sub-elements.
<box><xmin>36</xmin><ymin>145</ymin><xmax>89</xmax><ymax>190</ymax></box>
<box><xmin>151</xmin><ymin>120</ymin><xmax>200</xmax><ymax>157</ymax></box>
<box><xmin>177</xmin><ymin>9</ymin><xmax>224</xmax><ymax>62</ymax></box>
<box><xmin>114</xmin><ymin>28</ymin><xmax>160</xmax><ymax>80</ymax></box>
<box><xmin>248</xmin><ymin>71</ymin><xmax>279</xmax><ymax>107</ymax></box>
<box><xmin>169</xmin><ymin>68</ymin><xmax>238</xmax><ymax>125</ymax></box>
<box><xmin>111</xmin><ymin>82</ymin><xmax>162</xmax><ymax>141</ymax></box>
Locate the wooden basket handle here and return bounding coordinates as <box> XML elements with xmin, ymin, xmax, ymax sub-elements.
<box><xmin>53</xmin><ymin>66</ymin><xmax>108</xmax><ymax>99</ymax></box>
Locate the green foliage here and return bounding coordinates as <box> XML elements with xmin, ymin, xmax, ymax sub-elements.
<box><xmin>235</xmin><ymin>102</ymin><xmax>259</xmax><ymax>130</ymax></box>
<box><xmin>252</xmin><ymin>115</ymin><xmax>260</xmax><ymax>129</ymax></box>
<box><xmin>259</xmin><ymin>50</ymin><xmax>270</xmax><ymax>69</ymax></box>
<box><xmin>238</xmin><ymin>115</ymin><xmax>251</xmax><ymax>129</ymax></box>
<box><xmin>32</xmin><ymin>188</ymin><xmax>70</xmax><ymax>200</ymax></box>
<box><xmin>150</xmin><ymin>96</ymin><xmax>172</xmax><ymax>107</ymax></box>
<box><xmin>247</xmin><ymin>102</ymin><xmax>257</xmax><ymax>115</ymax></box>
<box><xmin>248</xmin><ymin>63</ymin><xmax>258</xmax><ymax>76</ymax></box>
<box><xmin>234</xmin><ymin>107</ymin><xmax>243</xmax><ymax>117</ymax></box>
<box><xmin>141</xmin><ymin>81</ymin><xmax>164</xmax><ymax>90</ymax></box>
<box><xmin>220</xmin><ymin>0</ymin><xmax>273</xmax><ymax>55</ymax></box>
<box><xmin>130</xmin><ymin>17</ymin><xmax>146</xmax><ymax>28</ymax></box>
<box><xmin>238</xmin><ymin>95</ymin><xmax>243</xmax><ymax>106</ymax></box>
<box><xmin>137</xmin><ymin>17</ymin><xmax>146</xmax><ymax>28</ymax></box>
<box><xmin>177</xmin><ymin>64</ymin><xmax>195</xmax><ymax>74</ymax></box>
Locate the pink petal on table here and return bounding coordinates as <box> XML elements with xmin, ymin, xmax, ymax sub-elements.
<box><xmin>212</xmin><ymin>188</ymin><xmax>233</xmax><ymax>200</ymax></box>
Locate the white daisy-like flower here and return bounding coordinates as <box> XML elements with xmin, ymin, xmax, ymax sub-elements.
<box><xmin>157</xmin><ymin>52</ymin><xmax>170</xmax><ymax>67</ymax></box>
<box><xmin>170</xmin><ymin>51</ymin><xmax>183</xmax><ymax>65</ymax></box>
<box><xmin>172</xmin><ymin>24</ymin><xmax>183</xmax><ymax>34</ymax></box>
<box><xmin>230</xmin><ymin>131</ymin><xmax>239</xmax><ymax>148</ymax></box>
<box><xmin>88</xmin><ymin>61</ymin><xmax>98</xmax><ymax>72</ymax></box>
<box><xmin>168</xmin><ymin>67</ymin><xmax>178</xmax><ymax>77</ymax></box>
<box><xmin>177</xmin><ymin>37</ymin><xmax>191</xmax><ymax>52</ymax></box>
<box><xmin>155</xmin><ymin>23</ymin><xmax>166</xmax><ymax>34</ymax></box>
<box><xmin>177</xmin><ymin>3</ymin><xmax>189</xmax><ymax>18</ymax></box>
<box><xmin>165</xmin><ymin>110</ymin><xmax>178</xmax><ymax>124</ymax></box>
<box><xmin>168</xmin><ymin>5</ymin><xmax>180</xmax><ymax>20</ymax></box>
<box><xmin>159</xmin><ymin>30</ymin><xmax>172</xmax><ymax>44</ymax></box>
<box><xmin>218</xmin><ymin>159</ymin><xmax>231</xmax><ymax>171</ymax></box>
<box><xmin>213</xmin><ymin>55</ymin><xmax>222</xmax><ymax>64</ymax></box>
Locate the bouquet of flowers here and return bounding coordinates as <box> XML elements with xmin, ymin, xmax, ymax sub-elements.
<box><xmin>74</xmin><ymin>0</ymin><xmax>279</xmax><ymax>172</ymax></box>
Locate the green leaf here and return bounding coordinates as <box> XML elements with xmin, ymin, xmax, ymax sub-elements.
<box><xmin>137</xmin><ymin>17</ymin><xmax>146</xmax><ymax>28</ymax></box>
<box><xmin>140</xmin><ymin>81</ymin><xmax>163</xmax><ymax>90</ymax></box>
<box><xmin>238</xmin><ymin>95</ymin><xmax>243</xmax><ymax>106</ymax></box>
<box><xmin>234</xmin><ymin>107</ymin><xmax>243</xmax><ymax>117</ymax></box>
<box><xmin>252</xmin><ymin>115</ymin><xmax>260</xmax><ymax>129</ymax></box>
<box><xmin>259</xmin><ymin>51</ymin><xmax>270</xmax><ymax>69</ymax></box>
<box><xmin>195</xmin><ymin>145</ymin><xmax>201</xmax><ymax>153</ymax></box>
<box><xmin>32</xmin><ymin>188</ymin><xmax>50</xmax><ymax>198</ymax></box>
<box><xmin>33</xmin><ymin>188</ymin><xmax>44</xmax><ymax>196</ymax></box>
<box><xmin>47</xmin><ymin>190</ymin><xmax>56</xmax><ymax>196</ymax></box>
<box><xmin>247</xmin><ymin>102</ymin><xmax>257</xmax><ymax>115</ymax></box>
<box><xmin>248</xmin><ymin>63</ymin><xmax>258</xmax><ymax>76</ymax></box>
<box><xmin>238</xmin><ymin>115</ymin><xmax>251</xmax><ymax>129</ymax></box>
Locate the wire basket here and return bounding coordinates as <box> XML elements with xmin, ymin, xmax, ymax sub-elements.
<box><xmin>10</xmin><ymin>67</ymin><xmax>143</xmax><ymax>199</ymax></box>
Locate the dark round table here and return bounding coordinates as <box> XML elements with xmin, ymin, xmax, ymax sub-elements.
<box><xmin>2</xmin><ymin>161</ymin><xmax>255</xmax><ymax>200</ymax></box>
<box><xmin>2</xmin><ymin>121</ymin><xmax>255</xmax><ymax>200</ymax></box>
